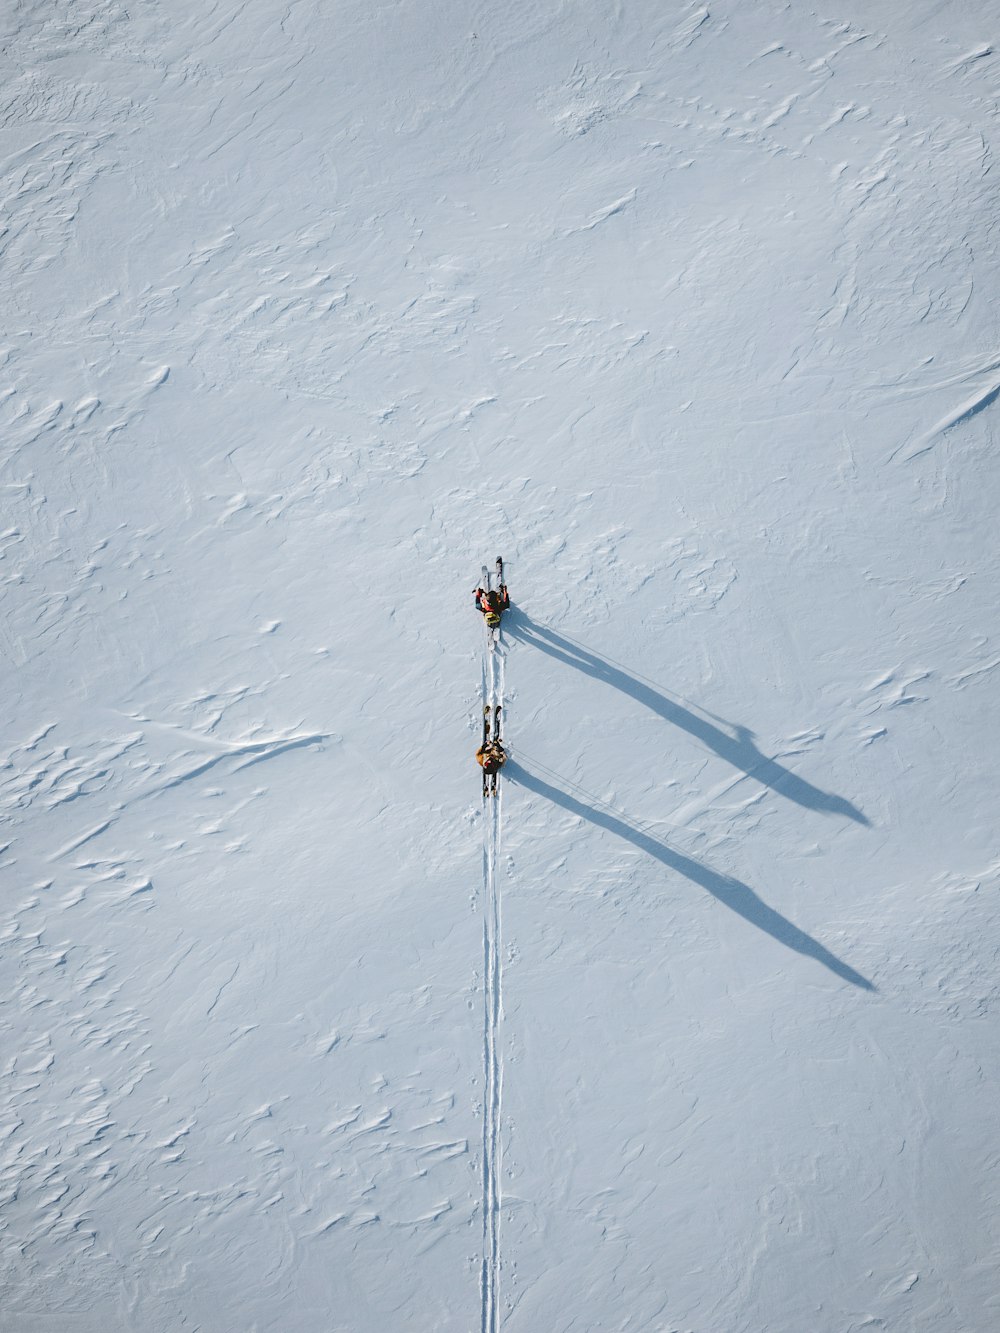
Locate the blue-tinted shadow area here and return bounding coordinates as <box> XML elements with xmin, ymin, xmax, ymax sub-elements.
<box><xmin>506</xmin><ymin>760</ymin><xmax>874</xmax><ymax>991</ymax></box>
<box><xmin>507</xmin><ymin>612</ymin><xmax>868</xmax><ymax>826</ymax></box>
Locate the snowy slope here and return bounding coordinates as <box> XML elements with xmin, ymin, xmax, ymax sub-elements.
<box><xmin>3</xmin><ymin>1</ymin><xmax>1000</xmax><ymax>1329</ymax></box>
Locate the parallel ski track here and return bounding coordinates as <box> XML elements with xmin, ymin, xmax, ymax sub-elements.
<box><xmin>481</xmin><ymin>628</ymin><xmax>504</xmax><ymax>1333</ymax></box>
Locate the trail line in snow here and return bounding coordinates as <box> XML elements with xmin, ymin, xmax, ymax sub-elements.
<box><xmin>481</xmin><ymin>625</ymin><xmax>504</xmax><ymax>1333</ymax></box>
<box><xmin>481</xmin><ymin>781</ymin><xmax>502</xmax><ymax>1333</ymax></box>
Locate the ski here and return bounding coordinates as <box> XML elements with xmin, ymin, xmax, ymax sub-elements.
<box><xmin>490</xmin><ymin>558</ymin><xmax>504</xmax><ymax>648</ymax></box>
<box><xmin>476</xmin><ymin>558</ymin><xmax>508</xmax><ymax>649</ymax></box>
<box><xmin>480</xmin><ymin>704</ymin><xmax>505</xmax><ymax>798</ymax></box>
<box><xmin>482</xmin><ymin>705</ymin><xmax>491</xmax><ymax>798</ymax></box>
<box><xmin>491</xmin><ymin>705</ymin><xmax>502</xmax><ymax>796</ymax></box>
<box><xmin>480</xmin><ymin>564</ymin><xmax>495</xmax><ymax>647</ymax></box>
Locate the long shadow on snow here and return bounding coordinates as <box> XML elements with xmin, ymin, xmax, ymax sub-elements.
<box><xmin>506</xmin><ymin>761</ymin><xmax>874</xmax><ymax>991</ymax></box>
<box><xmin>506</xmin><ymin>611</ymin><xmax>868</xmax><ymax>826</ymax></box>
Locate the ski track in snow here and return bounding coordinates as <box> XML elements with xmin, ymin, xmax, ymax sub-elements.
<box><xmin>480</xmin><ymin>787</ymin><xmax>502</xmax><ymax>1333</ymax></box>
<box><xmin>480</xmin><ymin>622</ymin><xmax>504</xmax><ymax>1332</ymax></box>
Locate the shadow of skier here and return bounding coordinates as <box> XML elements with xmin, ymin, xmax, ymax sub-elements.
<box><xmin>506</xmin><ymin>611</ymin><xmax>868</xmax><ymax>826</ymax></box>
<box><xmin>506</xmin><ymin>760</ymin><xmax>874</xmax><ymax>991</ymax></box>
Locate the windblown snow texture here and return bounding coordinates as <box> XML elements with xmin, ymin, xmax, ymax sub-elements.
<box><xmin>3</xmin><ymin>2</ymin><xmax>1000</xmax><ymax>1330</ymax></box>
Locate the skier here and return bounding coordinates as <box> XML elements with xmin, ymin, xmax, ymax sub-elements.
<box><xmin>474</xmin><ymin>583</ymin><xmax>509</xmax><ymax>630</ymax></box>
<box><xmin>477</xmin><ymin>705</ymin><xmax>507</xmax><ymax>795</ymax></box>
<box><xmin>477</xmin><ymin>737</ymin><xmax>507</xmax><ymax>775</ymax></box>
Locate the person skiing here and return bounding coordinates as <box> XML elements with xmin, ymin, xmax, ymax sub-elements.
<box><xmin>476</xmin><ymin>737</ymin><xmax>507</xmax><ymax>774</ymax></box>
<box><xmin>477</xmin><ymin>705</ymin><xmax>507</xmax><ymax>795</ymax></box>
<box><xmin>474</xmin><ymin>584</ymin><xmax>509</xmax><ymax>629</ymax></box>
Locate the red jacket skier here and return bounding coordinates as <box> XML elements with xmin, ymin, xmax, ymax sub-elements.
<box><xmin>476</xmin><ymin>739</ymin><xmax>507</xmax><ymax>775</ymax></box>
<box><xmin>474</xmin><ymin>585</ymin><xmax>510</xmax><ymax>628</ymax></box>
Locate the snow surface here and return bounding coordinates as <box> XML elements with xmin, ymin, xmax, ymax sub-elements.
<box><xmin>3</xmin><ymin>1</ymin><xmax>1000</xmax><ymax>1329</ymax></box>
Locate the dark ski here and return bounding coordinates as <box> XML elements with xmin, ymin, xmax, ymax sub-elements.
<box><xmin>491</xmin><ymin>705</ymin><xmax>503</xmax><ymax>796</ymax></box>
<box><xmin>480</xmin><ymin>704</ymin><xmax>505</xmax><ymax>798</ymax></box>
<box><xmin>482</xmin><ymin>705</ymin><xmax>491</xmax><ymax>798</ymax></box>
